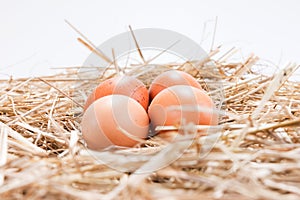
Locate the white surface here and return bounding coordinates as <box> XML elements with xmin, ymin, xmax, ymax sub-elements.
<box><xmin>0</xmin><ymin>0</ymin><xmax>299</xmax><ymax>78</ymax></box>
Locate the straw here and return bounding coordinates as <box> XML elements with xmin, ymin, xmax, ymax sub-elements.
<box><xmin>0</xmin><ymin>45</ymin><xmax>300</xmax><ymax>200</ymax></box>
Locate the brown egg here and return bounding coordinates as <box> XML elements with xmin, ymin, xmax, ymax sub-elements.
<box><xmin>84</xmin><ymin>75</ymin><xmax>149</xmax><ymax>111</ymax></box>
<box><xmin>81</xmin><ymin>95</ymin><xmax>149</xmax><ymax>150</ymax></box>
<box><xmin>148</xmin><ymin>85</ymin><xmax>218</xmax><ymax>134</ymax></box>
<box><xmin>149</xmin><ymin>70</ymin><xmax>202</xmax><ymax>100</ymax></box>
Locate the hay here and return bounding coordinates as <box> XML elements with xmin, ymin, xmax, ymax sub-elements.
<box><xmin>0</xmin><ymin>46</ymin><xmax>300</xmax><ymax>200</ymax></box>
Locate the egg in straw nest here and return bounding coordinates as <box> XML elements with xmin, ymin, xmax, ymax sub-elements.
<box><xmin>0</xmin><ymin>26</ymin><xmax>300</xmax><ymax>200</ymax></box>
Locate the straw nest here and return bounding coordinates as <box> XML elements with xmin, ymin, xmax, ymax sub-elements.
<box><xmin>0</xmin><ymin>46</ymin><xmax>300</xmax><ymax>200</ymax></box>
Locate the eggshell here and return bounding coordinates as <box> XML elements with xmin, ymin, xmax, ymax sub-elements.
<box><xmin>81</xmin><ymin>95</ymin><xmax>149</xmax><ymax>150</ymax></box>
<box><xmin>149</xmin><ymin>70</ymin><xmax>202</xmax><ymax>100</ymax></box>
<box><xmin>148</xmin><ymin>85</ymin><xmax>218</xmax><ymax>134</ymax></box>
<box><xmin>84</xmin><ymin>75</ymin><xmax>149</xmax><ymax>111</ymax></box>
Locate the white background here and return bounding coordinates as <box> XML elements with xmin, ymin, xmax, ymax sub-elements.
<box><xmin>0</xmin><ymin>0</ymin><xmax>299</xmax><ymax>78</ymax></box>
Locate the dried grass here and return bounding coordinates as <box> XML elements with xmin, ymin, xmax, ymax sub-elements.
<box><xmin>0</xmin><ymin>46</ymin><xmax>300</xmax><ymax>200</ymax></box>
